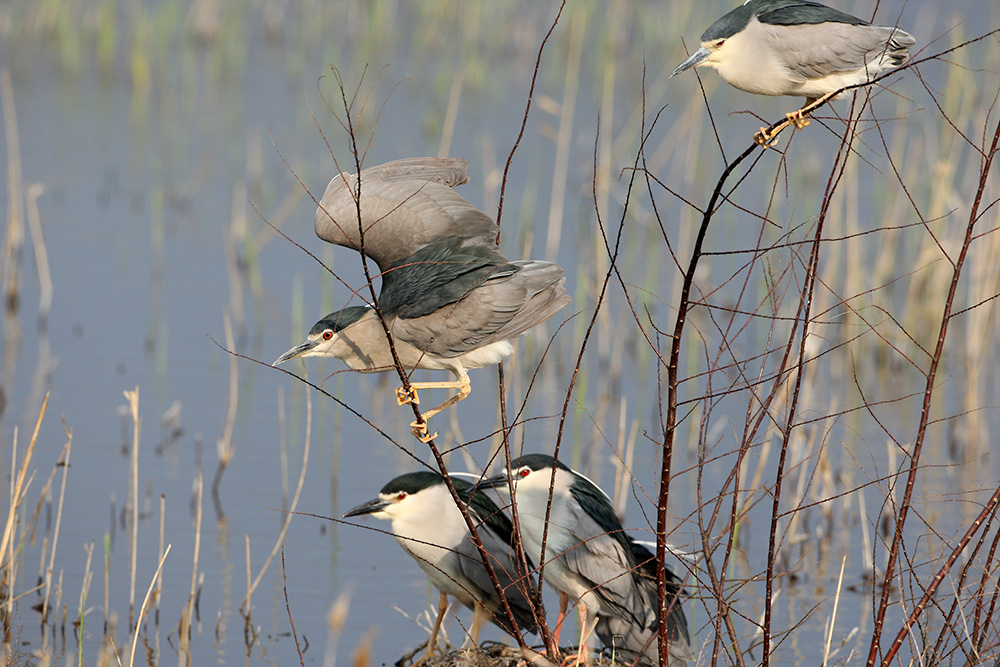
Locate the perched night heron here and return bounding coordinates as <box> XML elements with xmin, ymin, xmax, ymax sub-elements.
<box><xmin>594</xmin><ymin>538</ymin><xmax>692</xmax><ymax>667</ymax></box>
<box><xmin>343</xmin><ymin>471</ymin><xmax>539</xmax><ymax>659</ymax></box>
<box><xmin>478</xmin><ymin>454</ymin><xmax>690</xmax><ymax>666</ymax></box>
<box><xmin>671</xmin><ymin>0</ymin><xmax>915</xmax><ymax>145</ymax></box>
<box><xmin>274</xmin><ymin>157</ymin><xmax>570</xmax><ymax>442</ymax></box>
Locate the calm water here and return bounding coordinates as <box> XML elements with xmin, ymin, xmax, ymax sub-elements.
<box><xmin>1</xmin><ymin>1</ymin><xmax>998</xmax><ymax>665</ymax></box>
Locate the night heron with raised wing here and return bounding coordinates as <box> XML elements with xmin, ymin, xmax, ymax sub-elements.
<box><xmin>478</xmin><ymin>454</ymin><xmax>691</xmax><ymax>666</ymax></box>
<box><xmin>273</xmin><ymin>157</ymin><xmax>570</xmax><ymax>441</ymax></box>
<box><xmin>671</xmin><ymin>0</ymin><xmax>914</xmax><ymax>145</ymax></box>
<box><xmin>343</xmin><ymin>471</ymin><xmax>538</xmax><ymax>660</ymax></box>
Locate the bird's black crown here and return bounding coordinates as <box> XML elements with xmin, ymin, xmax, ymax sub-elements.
<box><xmin>508</xmin><ymin>453</ymin><xmax>571</xmax><ymax>473</ymax></box>
<box><xmin>309</xmin><ymin>305</ymin><xmax>372</xmax><ymax>335</ymax></box>
<box><xmin>702</xmin><ymin>0</ymin><xmax>867</xmax><ymax>42</ymax></box>
<box><xmin>379</xmin><ymin>471</ymin><xmax>446</xmax><ymax>496</ymax></box>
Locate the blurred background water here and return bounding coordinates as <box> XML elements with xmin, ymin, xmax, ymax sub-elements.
<box><xmin>1</xmin><ymin>1</ymin><xmax>998</xmax><ymax>665</ymax></box>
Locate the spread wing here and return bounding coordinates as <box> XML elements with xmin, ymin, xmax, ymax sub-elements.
<box><xmin>314</xmin><ymin>157</ymin><xmax>498</xmax><ymax>272</ymax></box>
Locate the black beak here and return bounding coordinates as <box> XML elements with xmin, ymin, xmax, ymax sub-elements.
<box><xmin>473</xmin><ymin>473</ymin><xmax>510</xmax><ymax>493</ymax></box>
<box><xmin>343</xmin><ymin>497</ymin><xmax>389</xmax><ymax>518</ymax></box>
<box><xmin>671</xmin><ymin>46</ymin><xmax>711</xmax><ymax>77</ymax></box>
<box><xmin>273</xmin><ymin>339</ymin><xmax>318</xmax><ymax>366</ymax></box>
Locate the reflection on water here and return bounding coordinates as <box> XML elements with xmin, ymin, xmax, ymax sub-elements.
<box><xmin>1</xmin><ymin>1</ymin><xmax>999</xmax><ymax>665</ymax></box>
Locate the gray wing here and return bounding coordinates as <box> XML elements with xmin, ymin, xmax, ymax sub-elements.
<box><xmin>595</xmin><ymin>611</ymin><xmax>693</xmax><ymax>667</ymax></box>
<box><xmin>627</xmin><ymin>538</ymin><xmax>691</xmax><ymax>644</ymax></box>
<box><xmin>766</xmin><ymin>22</ymin><xmax>914</xmax><ymax>81</ymax></box>
<box><xmin>594</xmin><ymin>538</ymin><xmax>692</xmax><ymax>666</ymax></box>
<box><xmin>391</xmin><ymin>260</ymin><xmax>569</xmax><ymax>357</ymax></box>
<box><xmin>314</xmin><ymin>157</ymin><xmax>498</xmax><ymax>272</ymax></box>
<box><xmin>560</xmin><ymin>502</ymin><xmax>653</xmax><ymax>627</ymax></box>
<box><xmin>452</xmin><ymin>525</ymin><xmax>539</xmax><ymax>634</ymax></box>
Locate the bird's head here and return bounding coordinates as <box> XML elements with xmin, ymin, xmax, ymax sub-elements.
<box><xmin>272</xmin><ymin>305</ymin><xmax>372</xmax><ymax>365</ymax></box>
<box><xmin>342</xmin><ymin>471</ymin><xmax>447</xmax><ymax>522</ymax></box>
<box><xmin>477</xmin><ymin>454</ymin><xmax>570</xmax><ymax>495</ymax></box>
<box><xmin>671</xmin><ymin>0</ymin><xmax>758</xmax><ymax>77</ymax></box>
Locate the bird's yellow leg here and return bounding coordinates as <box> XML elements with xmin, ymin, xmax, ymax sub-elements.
<box><xmin>397</xmin><ymin>373</ymin><xmax>471</xmax><ymax>407</ymax></box>
<box><xmin>551</xmin><ymin>591</ymin><xmax>570</xmax><ymax>648</ymax></box>
<box><xmin>408</xmin><ymin>373</ymin><xmax>471</xmax><ymax>442</ymax></box>
<box><xmin>757</xmin><ymin>92</ymin><xmax>839</xmax><ymax>146</ymax></box>
<box><xmin>801</xmin><ymin>91</ymin><xmax>836</xmax><ymax>117</ymax></box>
<box><xmin>577</xmin><ymin>603</ymin><xmax>593</xmax><ymax>667</ymax></box>
<box><xmin>416</xmin><ymin>377</ymin><xmax>471</xmax><ymax>421</ymax></box>
<box><xmin>415</xmin><ymin>592</ymin><xmax>449</xmax><ymax>665</ymax></box>
<box><xmin>470</xmin><ymin>602</ymin><xmax>486</xmax><ymax>646</ymax></box>
<box><xmin>408</xmin><ymin>374</ymin><xmax>472</xmax><ymax>398</ymax></box>
<box><xmin>788</xmin><ymin>92</ymin><xmax>837</xmax><ymax>130</ymax></box>
<box><xmin>559</xmin><ymin>602</ymin><xmax>592</xmax><ymax>667</ymax></box>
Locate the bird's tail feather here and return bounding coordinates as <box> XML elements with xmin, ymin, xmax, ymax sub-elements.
<box><xmin>490</xmin><ymin>261</ymin><xmax>571</xmax><ymax>342</ymax></box>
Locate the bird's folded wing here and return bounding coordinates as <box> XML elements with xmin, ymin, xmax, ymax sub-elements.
<box><xmin>561</xmin><ymin>503</ymin><xmax>652</xmax><ymax>627</ymax></box>
<box><xmin>453</xmin><ymin>523</ymin><xmax>539</xmax><ymax>634</ymax></box>
<box><xmin>768</xmin><ymin>23</ymin><xmax>909</xmax><ymax>81</ymax></box>
<box><xmin>380</xmin><ymin>240</ymin><xmax>517</xmax><ymax>319</ymax></box>
<box><xmin>390</xmin><ymin>279</ymin><xmax>524</xmax><ymax>357</ymax></box>
<box><xmin>378</xmin><ymin>234</ymin><xmax>564</xmax><ymax>356</ymax></box>
<box><xmin>626</xmin><ymin>539</ymin><xmax>691</xmax><ymax>644</ymax></box>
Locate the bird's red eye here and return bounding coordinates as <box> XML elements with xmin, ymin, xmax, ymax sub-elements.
<box><xmin>519</xmin><ymin>468</ymin><xmax>530</xmax><ymax>478</ymax></box>
<box><xmin>323</xmin><ymin>331</ymin><xmax>333</xmax><ymax>340</ymax></box>
<box><xmin>396</xmin><ymin>492</ymin><xmax>407</xmax><ymax>501</ymax></box>
<box><xmin>715</xmin><ymin>39</ymin><xmax>725</xmax><ymax>48</ymax></box>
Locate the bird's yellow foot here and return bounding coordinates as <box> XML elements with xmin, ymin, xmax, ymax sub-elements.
<box><xmin>410</xmin><ymin>420</ymin><xmax>438</xmax><ymax>443</ymax></box>
<box><xmin>786</xmin><ymin>109</ymin><xmax>811</xmax><ymax>130</ymax></box>
<box><xmin>396</xmin><ymin>386</ymin><xmax>420</xmax><ymax>406</ymax></box>
<box><xmin>755</xmin><ymin>126</ymin><xmax>782</xmax><ymax>147</ymax></box>
<box><xmin>756</xmin><ymin>116</ymin><xmax>795</xmax><ymax>147</ymax></box>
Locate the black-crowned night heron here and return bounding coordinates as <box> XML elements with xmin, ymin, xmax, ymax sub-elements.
<box><xmin>671</xmin><ymin>0</ymin><xmax>915</xmax><ymax>145</ymax></box>
<box><xmin>274</xmin><ymin>157</ymin><xmax>570</xmax><ymax>442</ymax></box>
<box><xmin>343</xmin><ymin>471</ymin><xmax>538</xmax><ymax>659</ymax></box>
<box><xmin>478</xmin><ymin>454</ymin><xmax>691</xmax><ymax>666</ymax></box>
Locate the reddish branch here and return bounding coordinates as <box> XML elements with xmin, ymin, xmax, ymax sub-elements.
<box><xmin>659</xmin><ymin>140</ymin><xmax>757</xmax><ymax>667</ymax></box>
<box><xmin>868</xmin><ymin>95</ymin><xmax>1000</xmax><ymax>667</ymax></box>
